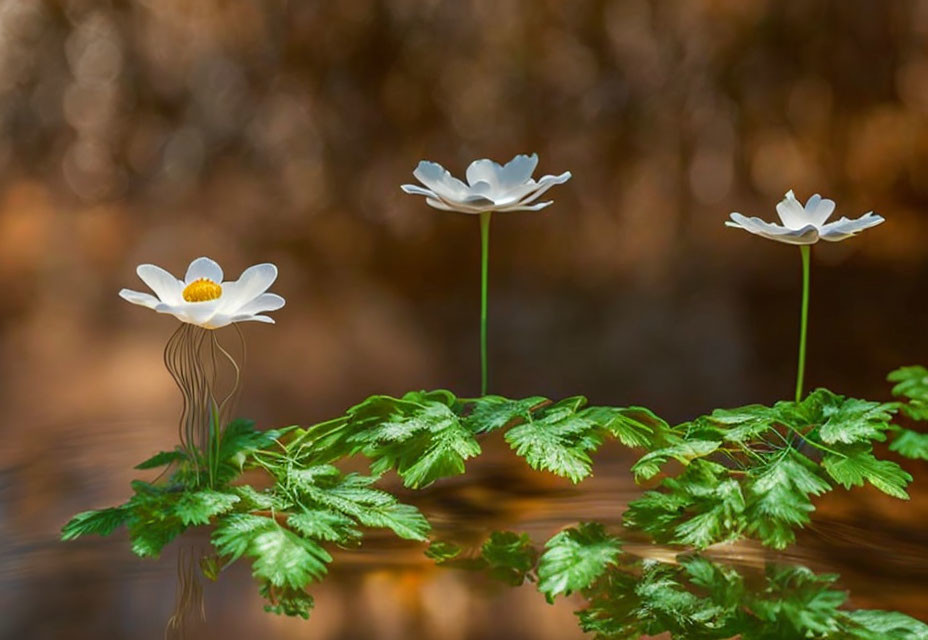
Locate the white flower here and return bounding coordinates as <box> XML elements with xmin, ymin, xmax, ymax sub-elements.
<box><xmin>401</xmin><ymin>153</ymin><xmax>571</xmax><ymax>213</ymax></box>
<box><xmin>119</xmin><ymin>257</ymin><xmax>285</xmax><ymax>329</ymax></box>
<box><xmin>725</xmin><ymin>190</ymin><xmax>884</xmax><ymax>245</ymax></box>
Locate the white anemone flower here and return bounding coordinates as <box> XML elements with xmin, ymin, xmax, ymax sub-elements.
<box><xmin>119</xmin><ymin>257</ymin><xmax>285</xmax><ymax>329</ymax></box>
<box><xmin>725</xmin><ymin>190</ymin><xmax>884</xmax><ymax>245</ymax></box>
<box><xmin>401</xmin><ymin>153</ymin><xmax>571</xmax><ymax>213</ymax></box>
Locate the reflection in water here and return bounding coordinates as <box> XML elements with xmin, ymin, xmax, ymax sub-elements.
<box><xmin>164</xmin><ymin>547</ymin><xmax>206</xmax><ymax>639</ymax></box>
<box><xmin>428</xmin><ymin>526</ymin><xmax>928</xmax><ymax>640</ymax></box>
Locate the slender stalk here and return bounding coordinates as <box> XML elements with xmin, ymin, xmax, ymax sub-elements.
<box><xmin>479</xmin><ymin>211</ymin><xmax>492</xmax><ymax>396</ymax></box>
<box><xmin>795</xmin><ymin>245</ymin><xmax>811</xmax><ymax>403</ymax></box>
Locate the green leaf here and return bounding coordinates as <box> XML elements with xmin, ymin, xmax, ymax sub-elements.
<box><xmin>746</xmin><ymin>454</ymin><xmax>830</xmax><ymax>548</ymax></box>
<box><xmin>61</xmin><ymin>507</ymin><xmax>128</xmax><ymax>541</ymax></box>
<box><xmin>462</xmin><ymin>395</ymin><xmax>547</xmax><ymax>434</ymax></box>
<box><xmin>631</xmin><ymin>439</ymin><xmax>720</xmax><ymax>481</ymax></box>
<box><xmin>888</xmin><ymin>366</ymin><xmax>928</xmax><ymax>420</ymax></box>
<box><xmin>586</xmin><ymin>406</ymin><xmax>667</xmax><ymax>448</ymax></box>
<box><xmin>212</xmin><ymin>514</ymin><xmax>278</xmax><ymax>563</ymax></box>
<box><xmin>504</xmin><ymin>397</ymin><xmax>604</xmax><ymax>483</ymax></box>
<box><xmin>128</xmin><ymin>519</ymin><xmax>184</xmax><ymax>558</ymax></box>
<box><xmin>250</xmin><ymin>527</ymin><xmax>331</xmax><ymax>588</ymax></box>
<box><xmin>425</xmin><ymin>541</ymin><xmax>463</xmax><ymax>563</ymax></box>
<box><xmin>844</xmin><ymin>610</ymin><xmax>928</xmax><ymax>639</ymax></box>
<box><xmin>673</xmin><ymin>478</ymin><xmax>745</xmax><ymax>547</ymax></box>
<box><xmin>699</xmin><ymin>404</ymin><xmax>781</xmax><ymax>442</ymax></box>
<box><xmin>818</xmin><ymin>397</ymin><xmax>894</xmax><ymax>445</ymax></box>
<box><xmin>213</xmin><ymin>514</ymin><xmax>331</xmax><ymax>588</ymax></box>
<box><xmin>349</xmin><ymin>393</ymin><xmax>482</xmax><ymax>488</ymax></box>
<box><xmin>134</xmin><ymin>449</ymin><xmax>186</xmax><ymax>470</ymax></box>
<box><xmin>480</xmin><ymin>531</ymin><xmax>538</xmax><ymax>586</ymax></box>
<box><xmin>823</xmin><ymin>450</ymin><xmax>911</xmax><ymax>499</ymax></box>
<box><xmin>173</xmin><ymin>489</ymin><xmax>241</xmax><ymax>526</ymax></box>
<box><xmin>287</xmin><ymin>510</ymin><xmax>360</xmax><ymax>543</ymax></box>
<box><xmin>537</xmin><ymin>523</ymin><xmax>622</xmax><ymax>600</ymax></box>
<box><xmin>258</xmin><ymin>582</ymin><xmax>315</xmax><ymax>619</ymax></box>
<box><xmin>889</xmin><ymin>429</ymin><xmax>928</xmax><ymax>460</ymax></box>
<box><xmin>355</xmin><ymin>502</ymin><xmax>430</xmax><ymax>541</ymax></box>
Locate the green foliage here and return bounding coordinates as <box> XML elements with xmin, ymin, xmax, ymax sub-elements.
<box><xmin>289</xmin><ymin>389</ymin><xmax>667</xmax><ymax>487</ymax></box>
<box><xmin>888</xmin><ymin>366</ymin><xmax>928</xmax><ymax>459</ymax></box>
<box><xmin>258</xmin><ymin>581</ymin><xmax>315</xmax><ymax>619</ymax></box>
<box><xmin>426</xmin><ymin>532</ymin><xmax>538</xmax><ymax>586</ymax></box>
<box><xmin>888</xmin><ymin>366</ymin><xmax>928</xmax><ymax>420</ymax></box>
<box><xmin>572</xmin><ymin>550</ymin><xmax>928</xmax><ymax>640</ymax></box>
<box><xmin>537</xmin><ymin>523</ymin><xmax>622</xmax><ymax>600</ymax></box>
<box><xmin>429</xmin><ymin>524</ymin><xmax>928</xmax><ymax>640</ymax></box>
<box><xmin>62</xmin><ymin>418</ymin><xmax>430</xmax><ymax>619</ymax></box>
<box><xmin>889</xmin><ymin>429</ymin><xmax>928</xmax><ymax>460</ymax></box>
<box><xmin>61</xmin><ymin>506</ymin><xmax>129</xmax><ymax>540</ymax></box>
<box><xmin>624</xmin><ymin>388</ymin><xmax>911</xmax><ymax>550</ymax></box>
<box><xmin>134</xmin><ymin>448</ymin><xmax>186</xmax><ymax>470</ymax></box>
<box><xmin>64</xmin><ymin>368</ymin><xmax>928</xmax><ymax>625</ymax></box>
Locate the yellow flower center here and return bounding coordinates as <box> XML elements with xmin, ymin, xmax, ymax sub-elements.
<box><xmin>182</xmin><ymin>278</ymin><xmax>222</xmax><ymax>303</ymax></box>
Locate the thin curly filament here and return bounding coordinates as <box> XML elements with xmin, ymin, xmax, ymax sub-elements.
<box><xmin>164</xmin><ymin>547</ymin><xmax>206</xmax><ymax>639</ymax></box>
<box><xmin>163</xmin><ymin>323</ymin><xmax>246</xmax><ymax>473</ymax></box>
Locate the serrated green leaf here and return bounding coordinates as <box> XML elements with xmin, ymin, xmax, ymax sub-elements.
<box><xmin>61</xmin><ymin>506</ymin><xmax>128</xmax><ymax>541</ymax></box>
<box><xmin>259</xmin><ymin>582</ymin><xmax>315</xmax><ymax>619</ymax></box>
<box><xmin>480</xmin><ymin>531</ymin><xmax>538</xmax><ymax>586</ymax></box>
<box><xmin>134</xmin><ymin>449</ymin><xmax>186</xmax><ymax>470</ymax></box>
<box><xmin>354</xmin><ymin>502</ymin><xmax>430</xmax><ymax>541</ymax></box>
<box><xmin>174</xmin><ymin>489</ymin><xmax>240</xmax><ymax>526</ymax></box>
<box><xmin>700</xmin><ymin>404</ymin><xmax>781</xmax><ymax>442</ymax></box>
<box><xmin>818</xmin><ymin>397</ymin><xmax>894</xmax><ymax>445</ymax></box>
<box><xmin>462</xmin><ymin>395</ymin><xmax>547</xmax><ymax>434</ymax></box>
<box><xmin>287</xmin><ymin>510</ymin><xmax>359</xmax><ymax>542</ymax></box>
<box><xmin>631</xmin><ymin>439</ymin><xmax>721</xmax><ymax>481</ymax></box>
<box><xmin>578</xmin><ymin>406</ymin><xmax>660</xmax><ymax>448</ymax></box>
<box><xmin>212</xmin><ymin>514</ymin><xmax>278</xmax><ymax>562</ymax></box>
<box><xmin>250</xmin><ymin>527</ymin><xmax>331</xmax><ymax>588</ymax></box>
<box><xmin>823</xmin><ymin>450</ymin><xmax>911</xmax><ymax>499</ymax></box>
<box><xmin>844</xmin><ymin>609</ymin><xmax>928</xmax><ymax>639</ymax></box>
<box><xmin>505</xmin><ymin>397</ymin><xmax>604</xmax><ymax>483</ymax></box>
<box><xmin>128</xmin><ymin>519</ymin><xmax>184</xmax><ymax>558</ymax></box>
<box><xmin>889</xmin><ymin>429</ymin><xmax>928</xmax><ymax>460</ymax></box>
<box><xmin>538</xmin><ymin>523</ymin><xmax>622</xmax><ymax>600</ymax></box>
<box><xmin>425</xmin><ymin>541</ymin><xmax>463</xmax><ymax>563</ymax></box>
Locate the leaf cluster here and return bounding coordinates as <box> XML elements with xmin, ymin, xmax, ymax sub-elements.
<box><xmin>886</xmin><ymin>366</ymin><xmax>928</xmax><ymax>461</ymax></box>
<box><xmin>624</xmin><ymin>389</ymin><xmax>911</xmax><ymax>549</ymax></box>
<box><xmin>62</xmin><ymin>419</ymin><xmax>429</xmax><ymax>618</ymax></box>
<box><xmin>436</xmin><ymin>524</ymin><xmax>928</xmax><ymax>640</ymax></box>
<box><xmin>285</xmin><ymin>390</ymin><xmax>669</xmax><ymax>488</ymax></box>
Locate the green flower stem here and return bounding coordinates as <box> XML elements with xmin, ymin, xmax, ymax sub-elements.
<box><xmin>795</xmin><ymin>245</ymin><xmax>811</xmax><ymax>403</ymax></box>
<box><xmin>479</xmin><ymin>211</ymin><xmax>492</xmax><ymax>396</ymax></box>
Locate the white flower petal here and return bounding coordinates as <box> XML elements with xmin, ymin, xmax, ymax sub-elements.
<box><xmin>513</xmin><ymin>171</ymin><xmax>572</xmax><ymax>206</ymax></box>
<box><xmin>726</xmin><ymin>213</ymin><xmax>819</xmax><ymax>245</ymax></box>
<box><xmin>774</xmin><ymin>190</ymin><xmax>810</xmax><ymax>229</ymax></box>
<box><xmin>425</xmin><ymin>198</ymin><xmax>456</xmax><ymax>211</ymax></box>
<box><xmin>220</xmin><ymin>263</ymin><xmax>278</xmax><ymax>313</ymax></box>
<box><xmin>185</xmin><ymin>257</ymin><xmax>223</xmax><ymax>284</ymax></box>
<box><xmin>497</xmin><ymin>153</ymin><xmax>539</xmax><ymax>191</ymax></box>
<box><xmin>500</xmin><ymin>200</ymin><xmax>554</xmax><ymax>212</ymax></box>
<box><xmin>234</xmin><ymin>293</ymin><xmax>286</xmax><ymax>316</ymax></box>
<box><xmin>465</xmin><ymin>159</ymin><xmax>503</xmax><ymax>189</ymax></box>
<box><xmin>818</xmin><ymin>213</ymin><xmax>885</xmax><ymax>242</ymax></box>
<box><xmin>400</xmin><ymin>184</ymin><xmax>438</xmax><ymax>198</ymax></box>
<box><xmin>803</xmin><ymin>194</ymin><xmax>835</xmax><ymax>227</ymax></box>
<box><xmin>136</xmin><ymin>264</ymin><xmax>183</xmax><ymax>304</ymax></box>
<box><xmin>231</xmin><ymin>314</ymin><xmax>276</xmax><ymax>324</ymax></box>
<box><xmin>413</xmin><ymin>161</ymin><xmax>471</xmax><ymax>201</ymax></box>
<box><xmin>119</xmin><ymin>288</ymin><xmax>161</xmax><ymax>310</ymax></box>
<box><xmin>155</xmin><ymin>300</ymin><xmax>223</xmax><ymax>328</ymax></box>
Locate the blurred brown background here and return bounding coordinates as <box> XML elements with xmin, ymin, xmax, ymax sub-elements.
<box><xmin>2</xmin><ymin>0</ymin><xmax>928</xmax><ymax>638</ymax></box>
